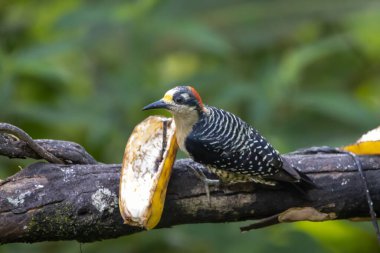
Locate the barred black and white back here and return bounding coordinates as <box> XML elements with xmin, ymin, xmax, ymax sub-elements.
<box><xmin>185</xmin><ymin>106</ymin><xmax>303</xmax><ymax>186</ymax></box>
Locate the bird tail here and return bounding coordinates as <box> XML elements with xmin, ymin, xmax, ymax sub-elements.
<box><xmin>271</xmin><ymin>156</ymin><xmax>317</xmax><ymax>194</ymax></box>
<box><xmin>296</xmin><ymin>169</ymin><xmax>316</xmax><ymax>189</ymax></box>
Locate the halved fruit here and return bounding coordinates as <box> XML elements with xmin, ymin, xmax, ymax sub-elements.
<box><xmin>119</xmin><ymin>116</ymin><xmax>178</xmax><ymax>229</ymax></box>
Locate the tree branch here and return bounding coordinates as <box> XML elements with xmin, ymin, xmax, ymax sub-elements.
<box><xmin>1</xmin><ymin>139</ymin><xmax>380</xmax><ymax>244</ymax></box>
<box><xmin>0</xmin><ymin>127</ymin><xmax>97</xmax><ymax>165</ymax></box>
<box><xmin>0</xmin><ymin>124</ymin><xmax>379</xmax><ymax>244</ymax></box>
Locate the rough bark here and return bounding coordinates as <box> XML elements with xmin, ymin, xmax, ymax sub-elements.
<box><xmin>1</xmin><ymin>149</ymin><xmax>380</xmax><ymax>244</ymax></box>
<box><xmin>0</xmin><ymin>132</ymin><xmax>97</xmax><ymax>165</ymax></box>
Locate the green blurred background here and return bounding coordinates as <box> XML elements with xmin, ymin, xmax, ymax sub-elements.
<box><xmin>1</xmin><ymin>0</ymin><xmax>380</xmax><ymax>252</ymax></box>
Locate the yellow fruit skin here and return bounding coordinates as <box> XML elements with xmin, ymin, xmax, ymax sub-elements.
<box><xmin>145</xmin><ymin>133</ymin><xmax>178</xmax><ymax>229</ymax></box>
<box><xmin>343</xmin><ymin>141</ymin><xmax>380</xmax><ymax>155</ymax></box>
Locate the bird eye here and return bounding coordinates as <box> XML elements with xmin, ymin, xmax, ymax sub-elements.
<box><xmin>174</xmin><ymin>96</ymin><xmax>185</xmax><ymax>104</ymax></box>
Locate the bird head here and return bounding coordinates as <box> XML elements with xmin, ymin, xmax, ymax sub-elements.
<box><xmin>143</xmin><ymin>86</ymin><xmax>205</xmax><ymax>115</ymax></box>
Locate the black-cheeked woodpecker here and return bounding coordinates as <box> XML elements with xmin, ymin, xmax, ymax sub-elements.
<box><xmin>143</xmin><ymin>86</ymin><xmax>314</xmax><ymax>190</ymax></box>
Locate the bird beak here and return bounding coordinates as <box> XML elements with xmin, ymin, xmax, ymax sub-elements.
<box><xmin>142</xmin><ymin>100</ymin><xmax>170</xmax><ymax>111</ymax></box>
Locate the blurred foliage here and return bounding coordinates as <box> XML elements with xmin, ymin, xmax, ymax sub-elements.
<box><xmin>1</xmin><ymin>0</ymin><xmax>380</xmax><ymax>252</ymax></box>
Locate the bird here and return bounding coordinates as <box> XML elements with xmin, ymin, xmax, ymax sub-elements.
<box><xmin>143</xmin><ymin>86</ymin><xmax>314</xmax><ymax>193</ymax></box>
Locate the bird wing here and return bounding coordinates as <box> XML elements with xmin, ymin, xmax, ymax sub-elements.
<box><xmin>185</xmin><ymin>108</ymin><xmax>283</xmax><ymax>177</ymax></box>
<box><xmin>184</xmin><ymin>132</ymin><xmax>225</xmax><ymax>167</ymax></box>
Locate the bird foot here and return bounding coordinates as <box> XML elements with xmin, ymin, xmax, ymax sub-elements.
<box><xmin>187</xmin><ymin>164</ymin><xmax>220</xmax><ymax>204</ymax></box>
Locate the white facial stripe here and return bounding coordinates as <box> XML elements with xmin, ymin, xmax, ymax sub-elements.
<box><xmin>181</xmin><ymin>93</ymin><xmax>190</xmax><ymax>100</ymax></box>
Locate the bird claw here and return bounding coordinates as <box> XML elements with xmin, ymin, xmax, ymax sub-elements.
<box><xmin>187</xmin><ymin>164</ymin><xmax>220</xmax><ymax>205</ymax></box>
<box><xmin>203</xmin><ymin>178</ymin><xmax>220</xmax><ymax>205</ymax></box>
